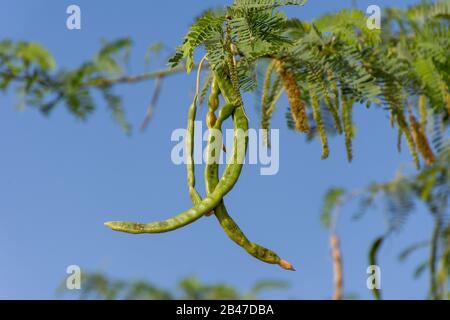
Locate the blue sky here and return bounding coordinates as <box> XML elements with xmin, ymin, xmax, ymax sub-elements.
<box><xmin>0</xmin><ymin>0</ymin><xmax>434</xmax><ymax>299</ymax></box>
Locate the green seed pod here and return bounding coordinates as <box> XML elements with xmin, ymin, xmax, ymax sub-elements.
<box><xmin>186</xmin><ymin>96</ymin><xmax>202</xmax><ymax>205</ymax></box>
<box><xmin>104</xmin><ymin>76</ymin><xmax>249</xmax><ymax>234</ymax></box>
<box><xmin>205</xmin><ymin>101</ymin><xmax>295</xmax><ymax>271</ymax></box>
<box><xmin>208</xmin><ymin>79</ymin><xmax>220</xmax><ymax>112</ymax></box>
<box><xmin>207</xmin><ymin>111</ymin><xmax>217</xmax><ymax>129</ymax></box>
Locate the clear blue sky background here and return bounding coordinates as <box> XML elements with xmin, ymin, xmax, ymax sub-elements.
<box><xmin>0</xmin><ymin>0</ymin><xmax>435</xmax><ymax>299</ymax></box>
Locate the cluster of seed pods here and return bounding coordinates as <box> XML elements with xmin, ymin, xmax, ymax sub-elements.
<box><xmin>105</xmin><ymin>56</ymin><xmax>294</xmax><ymax>271</ymax></box>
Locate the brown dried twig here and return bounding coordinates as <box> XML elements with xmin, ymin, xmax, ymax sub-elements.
<box><xmin>330</xmin><ymin>233</ymin><xmax>343</xmax><ymax>300</ymax></box>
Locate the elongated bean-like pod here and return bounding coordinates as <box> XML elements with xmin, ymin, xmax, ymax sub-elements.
<box><xmin>208</xmin><ymin>79</ymin><xmax>220</xmax><ymax>111</ymax></box>
<box><xmin>214</xmin><ymin>205</ymin><xmax>295</xmax><ymax>271</ymax></box>
<box><xmin>104</xmin><ymin>96</ymin><xmax>206</xmax><ymax>234</ymax></box>
<box><xmin>104</xmin><ymin>77</ymin><xmax>248</xmax><ymax>234</ymax></box>
<box><xmin>205</xmin><ymin>103</ymin><xmax>236</xmax><ymax>195</ymax></box>
<box><xmin>187</xmin><ymin>96</ymin><xmax>202</xmax><ymax>206</ymax></box>
<box><xmin>207</xmin><ymin>78</ymin><xmax>220</xmax><ymax>129</ymax></box>
<box><xmin>188</xmin><ymin>56</ymin><xmax>208</xmax><ymax>206</ymax></box>
<box><xmin>204</xmin><ymin>103</ymin><xmax>295</xmax><ymax>271</ymax></box>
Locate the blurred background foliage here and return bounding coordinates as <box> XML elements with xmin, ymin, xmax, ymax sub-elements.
<box><xmin>58</xmin><ymin>272</ymin><xmax>290</xmax><ymax>300</ymax></box>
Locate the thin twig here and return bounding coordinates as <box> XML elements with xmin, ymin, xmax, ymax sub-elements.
<box><xmin>140</xmin><ymin>58</ymin><xmax>208</xmax><ymax>131</ymax></box>
<box><xmin>329</xmin><ymin>199</ymin><xmax>344</xmax><ymax>300</ymax></box>
<box><xmin>3</xmin><ymin>63</ymin><xmax>208</xmax><ymax>91</ymax></box>
<box><xmin>196</xmin><ymin>55</ymin><xmax>209</xmax><ymax>98</ymax></box>
<box><xmin>140</xmin><ymin>77</ymin><xmax>163</xmax><ymax>132</ymax></box>
<box><xmin>86</xmin><ymin>64</ymin><xmax>205</xmax><ymax>87</ymax></box>
<box><xmin>327</xmin><ymin>188</ymin><xmax>372</xmax><ymax>301</ymax></box>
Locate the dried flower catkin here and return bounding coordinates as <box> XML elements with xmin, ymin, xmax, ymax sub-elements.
<box><xmin>325</xmin><ymin>95</ymin><xmax>343</xmax><ymax>134</ymax></box>
<box><xmin>418</xmin><ymin>95</ymin><xmax>428</xmax><ymax>132</ymax></box>
<box><xmin>274</xmin><ymin>59</ymin><xmax>310</xmax><ymax>133</ymax></box>
<box><xmin>409</xmin><ymin>111</ymin><xmax>435</xmax><ymax>166</ymax></box>
<box><xmin>397</xmin><ymin>112</ymin><xmax>420</xmax><ymax>169</ymax></box>
<box><xmin>261</xmin><ymin>62</ymin><xmax>276</xmax><ymax>146</ymax></box>
<box><xmin>327</xmin><ymin>76</ymin><xmax>343</xmax><ymax>134</ymax></box>
<box><xmin>311</xmin><ymin>91</ymin><xmax>329</xmax><ymax>159</ymax></box>
<box><xmin>341</xmin><ymin>93</ymin><xmax>353</xmax><ymax>162</ymax></box>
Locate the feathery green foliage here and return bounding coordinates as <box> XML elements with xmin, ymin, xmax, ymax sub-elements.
<box><xmin>368</xmin><ymin>236</ymin><xmax>384</xmax><ymax>300</ymax></box>
<box><xmin>321</xmin><ymin>147</ymin><xmax>450</xmax><ymax>299</ymax></box>
<box><xmin>320</xmin><ymin>188</ymin><xmax>345</xmax><ymax>230</ymax></box>
<box><xmin>0</xmin><ymin>38</ymin><xmax>133</xmax><ymax>132</ymax></box>
<box><xmin>2</xmin><ymin>1</ymin><xmax>448</xmax><ymax>162</ymax></box>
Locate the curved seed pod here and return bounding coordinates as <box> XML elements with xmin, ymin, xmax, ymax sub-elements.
<box><xmin>208</xmin><ymin>79</ymin><xmax>220</xmax><ymax>111</ymax></box>
<box><xmin>204</xmin><ymin>103</ymin><xmax>235</xmax><ymax>217</ymax></box>
<box><xmin>214</xmin><ymin>70</ymin><xmax>237</xmax><ymax>105</ymax></box>
<box><xmin>186</xmin><ymin>96</ymin><xmax>202</xmax><ymax>206</ymax></box>
<box><xmin>205</xmin><ymin>103</ymin><xmax>236</xmax><ymax>194</ymax></box>
<box><xmin>310</xmin><ymin>89</ymin><xmax>329</xmax><ymax>160</ymax></box>
<box><xmin>208</xmin><ymin>77</ymin><xmax>227</xmax><ymax>150</ymax></box>
<box><xmin>224</xmin><ymin>29</ymin><xmax>243</xmax><ymax>109</ymax></box>
<box><xmin>274</xmin><ymin>59</ymin><xmax>310</xmax><ymax>133</ymax></box>
<box><xmin>206</xmin><ymin>112</ymin><xmax>217</xmax><ymax>129</ymax></box>
<box><xmin>104</xmin><ymin>77</ymin><xmax>248</xmax><ymax>234</ymax></box>
<box><xmin>214</xmin><ymin>204</ymin><xmax>295</xmax><ymax>271</ymax></box>
<box><xmin>187</xmin><ymin>56</ymin><xmax>208</xmax><ymax>206</ymax></box>
<box><xmin>341</xmin><ymin>92</ymin><xmax>353</xmax><ymax>163</ymax></box>
<box><xmin>207</xmin><ymin>78</ymin><xmax>220</xmax><ymax>129</ymax></box>
<box><xmin>205</xmin><ymin>103</ymin><xmax>295</xmax><ymax>271</ymax></box>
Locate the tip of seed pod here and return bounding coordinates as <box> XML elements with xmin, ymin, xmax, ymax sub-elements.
<box><xmin>104</xmin><ymin>221</ymin><xmax>117</xmax><ymax>229</ymax></box>
<box><xmin>279</xmin><ymin>259</ymin><xmax>296</xmax><ymax>271</ymax></box>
